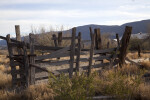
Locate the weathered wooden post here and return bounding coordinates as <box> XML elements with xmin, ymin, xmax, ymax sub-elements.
<box><xmin>76</xmin><ymin>32</ymin><xmax>81</xmax><ymax>72</ymax></box>
<box><xmin>6</xmin><ymin>34</ymin><xmax>17</xmax><ymax>87</ymax></box>
<box><xmin>88</xmin><ymin>33</ymin><xmax>95</xmax><ymax>76</ymax></box>
<box><xmin>94</xmin><ymin>28</ymin><xmax>102</xmax><ymax>50</ymax></box>
<box><xmin>119</xmin><ymin>26</ymin><xmax>132</xmax><ymax>67</ymax></box>
<box><xmin>15</xmin><ymin>25</ymin><xmax>25</xmax><ymax>86</ymax></box>
<box><xmin>15</xmin><ymin>25</ymin><xmax>21</xmax><ymax>41</ymax></box>
<box><xmin>58</xmin><ymin>32</ymin><xmax>62</xmax><ymax>46</ymax></box>
<box><xmin>29</xmin><ymin>33</ymin><xmax>35</xmax><ymax>85</ymax></box>
<box><xmin>89</xmin><ymin>27</ymin><xmax>93</xmax><ymax>40</ymax></box>
<box><xmin>116</xmin><ymin>33</ymin><xmax>120</xmax><ymax>46</ymax></box>
<box><xmin>69</xmin><ymin>28</ymin><xmax>76</xmax><ymax>78</ymax></box>
<box><xmin>15</xmin><ymin>25</ymin><xmax>22</xmax><ymax>54</ymax></box>
<box><xmin>138</xmin><ymin>44</ymin><xmax>141</xmax><ymax>58</ymax></box>
<box><xmin>23</xmin><ymin>42</ymin><xmax>30</xmax><ymax>87</ymax></box>
<box><xmin>52</xmin><ymin>34</ymin><xmax>58</xmax><ymax>47</ymax></box>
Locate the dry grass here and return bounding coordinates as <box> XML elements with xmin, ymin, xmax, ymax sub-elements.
<box><xmin>134</xmin><ymin>84</ymin><xmax>150</xmax><ymax>100</ymax></box>
<box><xmin>0</xmin><ymin>71</ymin><xmax>12</xmax><ymax>89</ymax></box>
<box><xmin>127</xmin><ymin>52</ymin><xmax>150</xmax><ymax>59</ymax></box>
<box><xmin>0</xmin><ymin>64</ymin><xmax>6</xmax><ymax>72</ymax></box>
<box><xmin>0</xmin><ymin>55</ymin><xmax>9</xmax><ymax>64</ymax></box>
<box><xmin>0</xmin><ymin>84</ymin><xmax>54</xmax><ymax>100</ymax></box>
<box><xmin>0</xmin><ymin>49</ymin><xmax>150</xmax><ymax>100</ymax></box>
<box><xmin>141</xmin><ymin>61</ymin><xmax>150</xmax><ymax>70</ymax></box>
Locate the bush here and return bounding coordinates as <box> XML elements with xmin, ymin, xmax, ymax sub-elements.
<box><xmin>48</xmin><ymin>73</ymin><xmax>96</xmax><ymax>100</ymax></box>
<box><xmin>95</xmin><ymin>66</ymin><xmax>145</xmax><ymax>99</ymax></box>
<box><xmin>129</xmin><ymin>36</ymin><xmax>150</xmax><ymax>51</ymax></box>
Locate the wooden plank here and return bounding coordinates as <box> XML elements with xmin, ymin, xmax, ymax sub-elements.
<box><xmin>69</xmin><ymin>27</ymin><xmax>76</xmax><ymax>78</ymax></box>
<box><xmin>35</xmin><ymin>46</ymin><xmax>70</xmax><ymax>60</ymax></box>
<box><xmin>119</xmin><ymin>26</ymin><xmax>132</xmax><ymax>67</ymax></box>
<box><xmin>30</xmin><ymin>64</ymin><xmax>60</xmax><ymax>76</ymax></box>
<box><xmin>35</xmin><ymin>50</ymin><xmax>70</xmax><ymax>60</ymax></box>
<box><xmin>41</xmin><ymin>60</ymin><xmax>69</xmax><ymax>66</ymax></box>
<box><xmin>88</xmin><ymin>33</ymin><xmax>95</xmax><ymax>76</ymax></box>
<box><xmin>82</xmin><ymin>63</ymin><xmax>110</xmax><ymax>70</ymax></box>
<box><xmin>94</xmin><ymin>55</ymin><xmax>112</xmax><ymax>61</ymax></box>
<box><xmin>29</xmin><ymin>34</ymin><xmax>35</xmax><ymax>85</ymax></box>
<box><xmin>34</xmin><ymin>45</ymin><xmax>63</xmax><ymax>51</ymax></box>
<box><xmin>0</xmin><ymin>35</ymin><xmax>25</xmax><ymax>45</ymax></box>
<box><xmin>9</xmin><ymin>42</ymin><xmax>23</xmax><ymax>48</ymax></box>
<box><xmin>81</xmin><ymin>40</ymin><xmax>91</xmax><ymax>43</ymax></box>
<box><xmin>76</xmin><ymin>32</ymin><xmax>81</xmax><ymax>72</ymax></box>
<box><xmin>35</xmin><ymin>76</ymin><xmax>49</xmax><ymax>81</ymax></box>
<box><xmin>35</xmin><ymin>49</ymin><xmax>86</xmax><ymax>60</ymax></box>
<box><xmin>36</xmin><ymin>58</ymin><xmax>88</xmax><ymax>65</ymax></box>
<box><xmin>94</xmin><ymin>48</ymin><xmax>116</xmax><ymax>54</ymax></box>
<box><xmin>58</xmin><ymin>32</ymin><xmax>62</xmax><ymax>46</ymax></box>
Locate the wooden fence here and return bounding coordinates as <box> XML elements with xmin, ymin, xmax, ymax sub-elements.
<box><xmin>0</xmin><ymin>25</ymin><xmax>132</xmax><ymax>88</ymax></box>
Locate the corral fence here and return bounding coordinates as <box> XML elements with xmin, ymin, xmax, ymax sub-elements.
<box><xmin>0</xmin><ymin>25</ymin><xmax>132</xmax><ymax>88</ymax></box>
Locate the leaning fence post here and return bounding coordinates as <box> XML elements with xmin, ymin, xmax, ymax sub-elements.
<box><xmin>69</xmin><ymin>27</ymin><xmax>76</xmax><ymax>78</ymax></box>
<box><xmin>58</xmin><ymin>32</ymin><xmax>62</xmax><ymax>46</ymax></box>
<box><xmin>119</xmin><ymin>26</ymin><xmax>132</xmax><ymax>67</ymax></box>
<box><xmin>76</xmin><ymin>32</ymin><xmax>81</xmax><ymax>73</ymax></box>
<box><xmin>88</xmin><ymin>33</ymin><xmax>95</xmax><ymax>76</ymax></box>
<box><xmin>29</xmin><ymin>33</ymin><xmax>35</xmax><ymax>85</ymax></box>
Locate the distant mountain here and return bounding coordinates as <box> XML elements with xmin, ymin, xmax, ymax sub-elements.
<box><xmin>70</xmin><ymin>19</ymin><xmax>150</xmax><ymax>40</ymax></box>
<box><xmin>0</xmin><ymin>19</ymin><xmax>150</xmax><ymax>46</ymax></box>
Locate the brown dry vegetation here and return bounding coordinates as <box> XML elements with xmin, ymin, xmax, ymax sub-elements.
<box><xmin>141</xmin><ymin>61</ymin><xmax>150</xmax><ymax>70</ymax></box>
<box><xmin>0</xmin><ymin>84</ymin><xmax>54</xmax><ymax>100</ymax></box>
<box><xmin>127</xmin><ymin>52</ymin><xmax>150</xmax><ymax>59</ymax></box>
<box><xmin>0</xmin><ymin>49</ymin><xmax>150</xmax><ymax>100</ymax></box>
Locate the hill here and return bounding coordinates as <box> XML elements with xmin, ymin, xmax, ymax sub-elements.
<box><xmin>0</xmin><ymin>19</ymin><xmax>150</xmax><ymax>46</ymax></box>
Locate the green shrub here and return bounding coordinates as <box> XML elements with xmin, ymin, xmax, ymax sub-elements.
<box><xmin>48</xmin><ymin>73</ymin><xmax>96</xmax><ymax>100</ymax></box>
<box><xmin>95</xmin><ymin>68</ymin><xmax>145</xmax><ymax>99</ymax></box>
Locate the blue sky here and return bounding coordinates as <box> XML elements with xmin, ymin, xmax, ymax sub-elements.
<box><xmin>0</xmin><ymin>0</ymin><xmax>150</xmax><ymax>37</ymax></box>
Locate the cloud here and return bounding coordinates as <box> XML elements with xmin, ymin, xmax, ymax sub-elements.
<box><xmin>0</xmin><ymin>0</ymin><xmax>150</xmax><ymax>36</ymax></box>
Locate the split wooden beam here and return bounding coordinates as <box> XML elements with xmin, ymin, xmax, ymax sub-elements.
<box><xmin>119</xmin><ymin>26</ymin><xmax>132</xmax><ymax>67</ymax></box>
<box><xmin>29</xmin><ymin>33</ymin><xmax>35</xmax><ymax>85</ymax></box>
<box><xmin>69</xmin><ymin>27</ymin><xmax>76</xmax><ymax>78</ymax></box>
<box><xmin>76</xmin><ymin>32</ymin><xmax>81</xmax><ymax>72</ymax></box>
<box><xmin>88</xmin><ymin>33</ymin><xmax>95</xmax><ymax>76</ymax></box>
